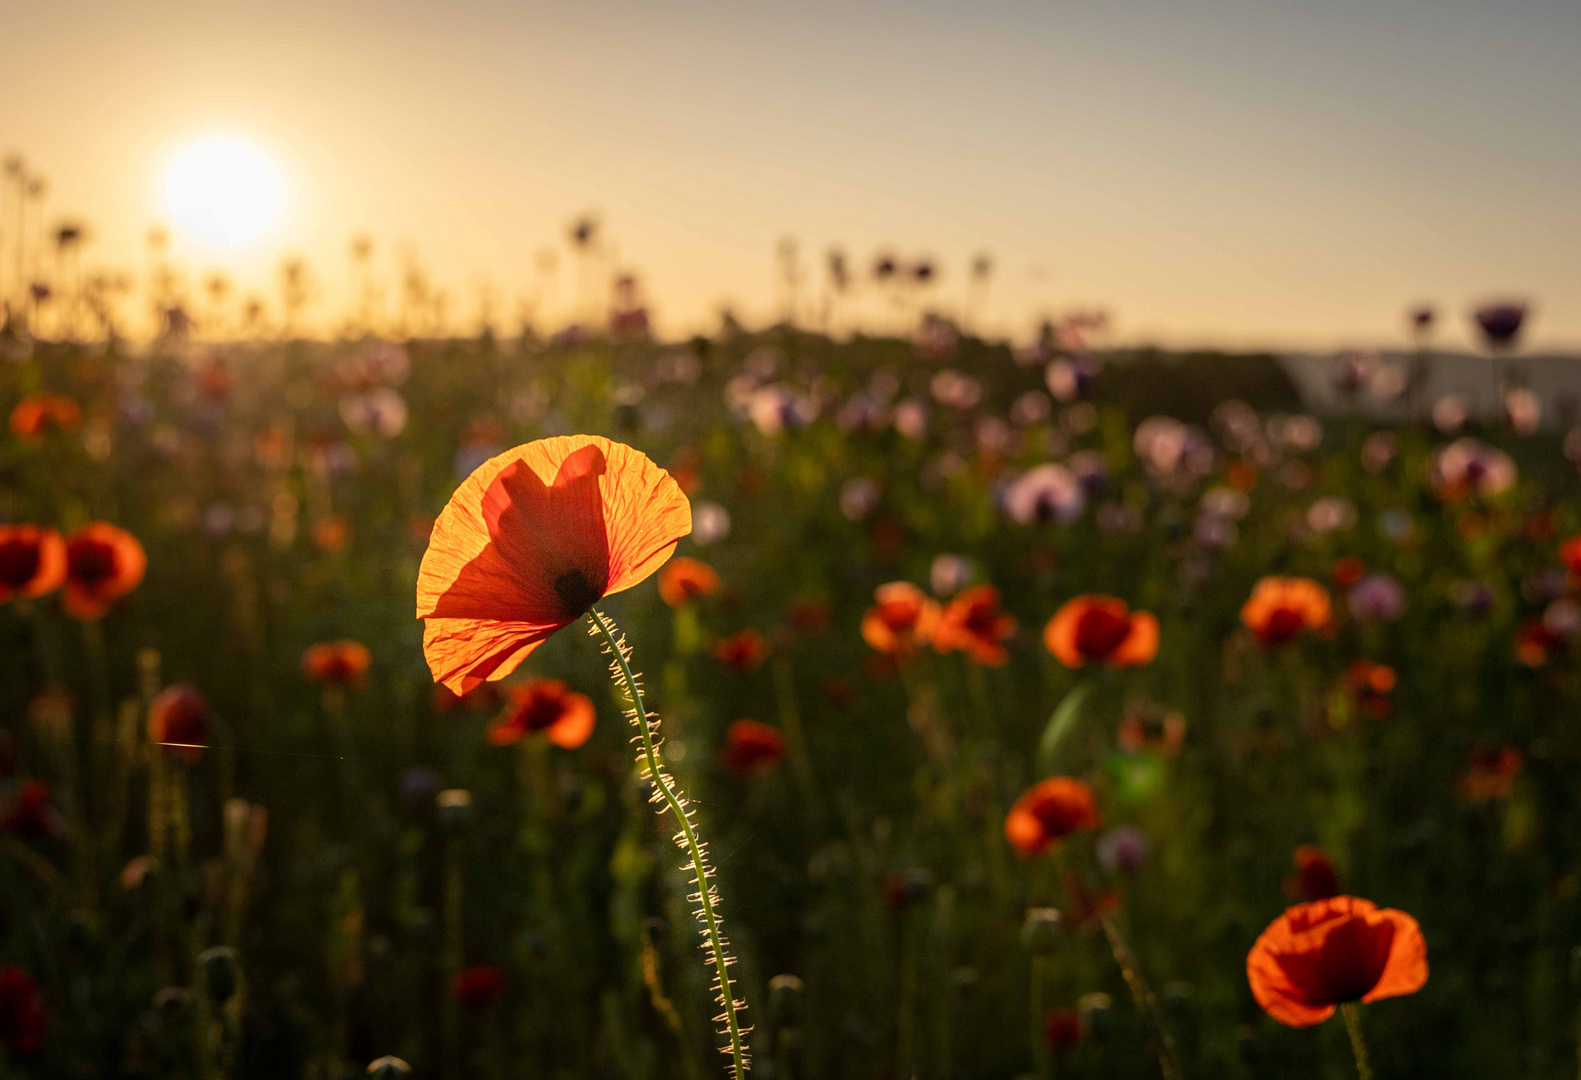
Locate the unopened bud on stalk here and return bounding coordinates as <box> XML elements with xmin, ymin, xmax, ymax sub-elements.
<box><xmin>1077</xmin><ymin>992</ymin><xmax>1113</xmax><ymax>1042</ymax></box>
<box><xmin>367</xmin><ymin>1056</ymin><xmax>412</xmax><ymax>1078</ymax></box>
<box><xmin>767</xmin><ymin>974</ymin><xmax>804</xmax><ymax>1027</ymax></box>
<box><xmin>1020</xmin><ymin>908</ymin><xmax>1063</xmax><ymax>955</ymax></box>
<box><xmin>197</xmin><ymin>946</ymin><xmax>240</xmax><ymax>1005</ymax></box>
<box><xmin>435</xmin><ymin>788</ymin><xmax>472</xmax><ymax>831</ymax></box>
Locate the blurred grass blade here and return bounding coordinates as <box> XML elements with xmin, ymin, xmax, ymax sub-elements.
<box><xmin>1037</xmin><ymin>683</ymin><xmax>1089</xmax><ymax>775</ymax></box>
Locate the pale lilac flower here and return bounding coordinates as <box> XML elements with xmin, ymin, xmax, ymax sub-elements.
<box><xmin>1097</xmin><ymin>826</ymin><xmax>1149</xmax><ymax>876</ymax></box>
<box><xmin>893</xmin><ymin>398</ymin><xmax>929</xmax><ymax>440</ymax></box>
<box><xmin>839</xmin><ymin>478</ymin><xmax>882</xmax><ymax>521</ymax></box>
<box><xmin>692</xmin><ymin>502</ymin><xmax>731</xmax><ymax>546</ymax></box>
<box><xmin>1348</xmin><ymin>574</ymin><xmax>1406</xmax><ymax>623</ymax></box>
<box><xmin>1307</xmin><ymin>497</ymin><xmax>1357</xmax><ymax>534</ymax></box>
<box><xmin>1005</xmin><ymin>463</ymin><xmax>1084</xmax><ymax>525</ymax></box>
<box><xmin>1431</xmin><ymin>438</ymin><xmax>1517</xmax><ymax>498</ymax></box>
<box><xmin>930</xmin><ymin>554</ymin><xmax>975</xmax><ymax>597</ymax></box>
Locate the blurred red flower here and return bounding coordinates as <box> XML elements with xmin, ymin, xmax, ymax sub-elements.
<box><xmin>1515</xmin><ymin>619</ymin><xmax>1565</xmax><ymax>667</ymax></box>
<box><xmin>9</xmin><ymin>392</ymin><xmax>80</xmax><ymax>441</ymax></box>
<box><xmin>1005</xmin><ymin>778</ymin><xmax>1100</xmax><ymax>858</ymax></box>
<box><xmin>933</xmin><ymin>584</ymin><xmax>1017</xmax><ymax>666</ymax></box>
<box><xmin>2</xmin><ymin>781</ymin><xmax>64</xmax><ymax>842</ymax></box>
<box><xmin>452</xmin><ymin>964</ymin><xmax>503</xmax><ymax>1010</ymax></box>
<box><xmin>487</xmin><ymin>678</ymin><xmax>595</xmax><ymax>749</ymax></box>
<box><xmin>1330</xmin><ymin>556</ymin><xmax>1366</xmax><ymax>591</ymax></box>
<box><xmin>1043</xmin><ymin>1007</ymin><xmax>1084</xmax><ymax>1050</ymax></box>
<box><xmin>1241</xmin><ymin>577</ymin><xmax>1330</xmax><ymax>646</ymax></box>
<box><xmin>0</xmin><ymin>525</ymin><xmax>66</xmax><ymax>602</ymax></box>
<box><xmin>1247</xmin><ymin>896</ymin><xmax>1427</xmax><ymax>1027</ymax></box>
<box><xmin>302</xmin><ymin>640</ymin><xmax>372</xmax><ymax>687</ymax></box>
<box><xmin>1044</xmin><ymin>595</ymin><xmax>1157</xmax><ymax>668</ymax></box>
<box><xmin>1288</xmin><ymin>845</ymin><xmax>1341</xmax><ymax>901</ymax></box>
<box><xmin>713</xmin><ymin>629</ymin><xmax>770</xmax><ymax>671</ymax></box>
<box><xmin>63</xmin><ymin>523</ymin><xmax>146</xmax><ymax>620</ymax></box>
<box><xmin>0</xmin><ymin>965</ymin><xmax>48</xmax><ymax>1054</ymax></box>
<box><xmin>657</xmin><ymin>556</ymin><xmax>719</xmax><ymax>607</ymax></box>
<box><xmin>719</xmin><ymin>719</ymin><xmax>785</xmax><ymax>776</ymax></box>
<box><xmin>1460</xmin><ymin>746</ymin><xmax>1522</xmax><ymax>802</ymax></box>
<box><xmin>417</xmin><ymin>436</ymin><xmax>691</xmax><ymax>694</ymax></box>
<box><xmin>861</xmin><ymin>582</ymin><xmax>939</xmax><ymax>657</ymax></box>
<box><xmin>147</xmin><ymin>684</ymin><xmax>211</xmax><ymax>763</ymax></box>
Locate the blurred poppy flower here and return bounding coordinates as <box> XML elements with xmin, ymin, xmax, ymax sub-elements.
<box><xmin>787</xmin><ymin>598</ymin><xmax>832</xmax><ymax>633</ymax></box>
<box><xmin>1560</xmin><ymin>534</ymin><xmax>1581</xmax><ymax>579</ymax></box>
<box><xmin>0</xmin><ymin>525</ymin><xmax>66</xmax><ymax>602</ymax></box>
<box><xmin>1430</xmin><ymin>439</ymin><xmax>1516</xmax><ymax>501</ymax></box>
<box><xmin>1288</xmin><ymin>845</ymin><xmax>1341</xmax><ymax>901</ymax></box>
<box><xmin>1330</xmin><ymin>556</ymin><xmax>1366</xmax><ymax>591</ymax></box>
<box><xmin>1241</xmin><ymin>577</ymin><xmax>1330</xmax><ymax>646</ymax></box>
<box><xmin>1516</xmin><ymin>619</ymin><xmax>1565</xmax><ymax>667</ymax></box>
<box><xmin>861</xmin><ymin>582</ymin><xmax>940</xmax><ymax>657</ymax></box>
<box><xmin>312</xmin><ymin>516</ymin><xmax>352</xmax><ymax>552</ymax></box>
<box><xmin>0</xmin><ymin>965</ymin><xmax>48</xmax><ymax>1054</ymax></box>
<box><xmin>302</xmin><ymin>641</ymin><xmax>372</xmax><ymax>687</ymax></box>
<box><xmin>1116</xmin><ymin>703</ymin><xmax>1185</xmax><ymax>755</ymax></box>
<box><xmin>719</xmin><ymin>719</ymin><xmax>785</xmax><ymax>775</ymax></box>
<box><xmin>713</xmin><ymin>628</ymin><xmax>770</xmax><ymax>671</ymax></box>
<box><xmin>1472</xmin><ymin>301</ymin><xmax>1527</xmax><ymax>351</ymax></box>
<box><xmin>1460</xmin><ymin>746</ymin><xmax>1522</xmax><ymax>802</ymax></box>
<box><xmin>9</xmin><ymin>392</ymin><xmax>80</xmax><ymax>441</ymax></box>
<box><xmin>63</xmin><ymin>523</ymin><xmax>146</xmax><ymax>620</ymax></box>
<box><xmin>487</xmin><ymin>678</ymin><xmax>595</xmax><ymax>749</ymax></box>
<box><xmin>1005</xmin><ymin>778</ymin><xmax>1100</xmax><ymax>858</ymax></box>
<box><xmin>147</xmin><ymin>684</ymin><xmax>211</xmax><ymax>763</ymax></box>
<box><xmin>417</xmin><ymin>436</ymin><xmax>691</xmax><ymax>694</ymax></box>
<box><xmin>2</xmin><ymin>780</ymin><xmax>64</xmax><ymax>841</ymax></box>
<box><xmin>657</xmin><ymin>556</ymin><xmax>719</xmax><ymax>607</ymax></box>
<box><xmin>452</xmin><ymin>964</ymin><xmax>503</xmax><ymax>1010</ymax></box>
<box><xmin>1044</xmin><ymin>1008</ymin><xmax>1084</xmax><ymax>1050</ymax></box>
<box><xmin>1246</xmin><ymin>896</ymin><xmax>1427</xmax><ymax>1027</ymax></box>
<box><xmin>933</xmin><ymin>585</ymin><xmax>1017</xmax><ymax>665</ymax></box>
<box><xmin>1341</xmin><ymin>660</ymin><xmax>1395</xmax><ymax>719</ymax></box>
<box><xmin>1044</xmin><ymin>595</ymin><xmax>1158</xmax><ymax>668</ymax></box>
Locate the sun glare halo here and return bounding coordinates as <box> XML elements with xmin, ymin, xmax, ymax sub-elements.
<box><xmin>161</xmin><ymin>137</ymin><xmax>287</xmax><ymax>248</ymax></box>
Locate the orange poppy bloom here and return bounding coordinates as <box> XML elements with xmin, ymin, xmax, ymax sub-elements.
<box><xmin>933</xmin><ymin>584</ymin><xmax>1017</xmax><ymax>665</ymax></box>
<box><xmin>657</xmin><ymin>556</ymin><xmax>719</xmax><ymax>607</ymax></box>
<box><xmin>146</xmin><ymin>684</ymin><xmax>211</xmax><ymax>763</ymax></box>
<box><xmin>1043</xmin><ymin>595</ymin><xmax>1158</xmax><ymax>668</ymax></box>
<box><xmin>1288</xmin><ymin>845</ymin><xmax>1341</xmax><ymax>901</ymax></box>
<box><xmin>0</xmin><ymin>526</ymin><xmax>66</xmax><ymax>602</ymax></box>
<box><xmin>719</xmin><ymin>719</ymin><xmax>785</xmax><ymax>775</ymax></box>
<box><xmin>302</xmin><ymin>640</ymin><xmax>373</xmax><ymax>687</ymax></box>
<box><xmin>63</xmin><ymin>523</ymin><xmax>146</xmax><ymax>620</ymax></box>
<box><xmin>487</xmin><ymin>678</ymin><xmax>595</xmax><ymax>749</ymax></box>
<box><xmin>1459</xmin><ymin>746</ymin><xmax>1522</xmax><ymax>802</ymax></box>
<box><xmin>9</xmin><ymin>392</ymin><xmax>81</xmax><ymax>440</ymax></box>
<box><xmin>1004</xmin><ymin>777</ymin><xmax>1100</xmax><ymax>858</ymax></box>
<box><xmin>1241</xmin><ymin>577</ymin><xmax>1330</xmax><ymax>646</ymax></box>
<box><xmin>1246</xmin><ymin>896</ymin><xmax>1427</xmax><ymax>1028</ymax></box>
<box><xmin>416</xmin><ymin>436</ymin><xmax>691</xmax><ymax>694</ymax></box>
<box><xmin>860</xmin><ymin>582</ymin><xmax>940</xmax><ymax>656</ymax></box>
<box><xmin>713</xmin><ymin>628</ymin><xmax>770</xmax><ymax>671</ymax></box>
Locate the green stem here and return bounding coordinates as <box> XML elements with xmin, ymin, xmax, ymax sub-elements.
<box><xmin>1341</xmin><ymin>1003</ymin><xmax>1372</xmax><ymax>1080</ymax></box>
<box><xmin>1098</xmin><ymin>912</ymin><xmax>1183</xmax><ymax>1080</ymax></box>
<box><xmin>589</xmin><ymin>608</ymin><xmax>749</xmax><ymax>1079</ymax></box>
<box><xmin>1031</xmin><ymin>954</ymin><xmax>1050</xmax><ymax>1080</ymax></box>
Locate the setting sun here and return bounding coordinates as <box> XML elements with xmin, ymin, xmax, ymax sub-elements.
<box><xmin>161</xmin><ymin>137</ymin><xmax>286</xmax><ymax>248</ymax></box>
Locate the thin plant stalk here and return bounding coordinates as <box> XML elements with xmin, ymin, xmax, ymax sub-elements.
<box><xmin>1030</xmin><ymin>954</ymin><xmax>1050</xmax><ymax>1080</ymax></box>
<box><xmin>1340</xmin><ymin>1003</ymin><xmax>1372</xmax><ymax>1080</ymax></box>
<box><xmin>588</xmin><ymin>607</ymin><xmax>750</xmax><ymax>1079</ymax></box>
<box><xmin>1098</xmin><ymin>912</ymin><xmax>1184</xmax><ymax>1080</ymax></box>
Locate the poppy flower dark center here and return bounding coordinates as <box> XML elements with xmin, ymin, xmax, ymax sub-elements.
<box><xmin>963</xmin><ymin>601</ymin><xmax>999</xmax><ymax>635</ymax></box>
<box><xmin>0</xmin><ymin>540</ymin><xmax>41</xmax><ymax>588</ymax></box>
<box><xmin>69</xmin><ymin>540</ymin><xmax>118</xmax><ymax>586</ymax></box>
<box><xmin>554</xmin><ymin>569</ymin><xmax>601</xmax><ymax>617</ymax></box>
<box><xmin>1074</xmin><ymin>606</ymin><xmax>1130</xmax><ymax>658</ymax></box>
<box><xmin>878</xmin><ymin>600</ymin><xmax>922</xmax><ymax>633</ymax></box>
<box><xmin>515</xmin><ymin>691</ymin><xmax>569</xmax><ymax>733</ymax></box>
<box><xmin>1279</xmin><ymin>915</ymin><xmax>1394</xmax><ymax>1005</ymax></box>
<box><xmin>1030</xmin><ymin>795</ymin><xmax>1090</xmax><ymax>838</ymax></box>
<box><xmin>1260</xmin><ymin>607</ymin><xmax>1305</xmax><ymax>644</ymax></box>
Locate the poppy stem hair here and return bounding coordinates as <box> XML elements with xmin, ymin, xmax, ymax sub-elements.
<box><xmin>1340</xmin><ymin>1004</ymin><xmax>1373</xmax><ymax>1080</ymax></box>
<box><xmin>588</xmin><ymin>607</ymin><xmax>750</xmax><ymax>1079</ymax></box>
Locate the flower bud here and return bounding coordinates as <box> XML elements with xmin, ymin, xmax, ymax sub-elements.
<box><xmin>767</xmin><ymin>974</ymin><xmax>803</xmax><ymax>1027</ymax></box>
<box><xmin>435</xmin><ymin>788</ymin><xmax>473</xmax><ymax>831</ymax></box>
<box><xmin>198</xmin><ymin>946</ymin><xmax>240</xmax><ymax>1005</ymax></box>
<box><xmin>1019</xmin><ymin>908</ymin><xmax>1063</xmax><ymax>955</ymax></box>
<box><xmin>367</xmin><ymin>1057</ymin><xmax>412</xmax><ymax>1078</ymax></box>
<box><xmin>1077</xmin><ymin>991</ymin><xmax>1112</xmax><ymax>1042</ymax></box>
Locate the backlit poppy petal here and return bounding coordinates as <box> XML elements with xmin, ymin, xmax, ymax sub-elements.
<box><xmin>1361</xmin><ymin>909</ymin><xmax>1429</xmax><ymax>1003</ymax></box>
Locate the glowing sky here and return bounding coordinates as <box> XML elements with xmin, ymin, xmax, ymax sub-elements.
<box><xmin>2</xmin><ymin>0</ymin><xmax>1578</xmax><ymax>348</ymax></box>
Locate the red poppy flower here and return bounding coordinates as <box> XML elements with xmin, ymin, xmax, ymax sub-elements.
<box><xmin>1043</xmin><ymin>595</ymin><xmax>1158</xmax><ymax>668</ymax></box>
<box><xmin>1341</xmin><ymin>660</ymin><xmax>1395</xmax><ymax>719</ymax></box>
<box><xmin>417</xmin><ymin>436</ymin><xmax>691</xmax><ymax>694</ymax></box>
<box><xmin>1246</xmin><ymin>896</ymin><xmax>1427</xmax><ymax>1027</ymax></box>
<box><xmin>1561</xmin><ymin>534</ymin><xmax>1581</xmax><ymax>577</ymax></box>
<box><xmin>1331</xmin><ymin>556</ymin><xmax>1366</xmax><ymax>590</ymax></box>
<box><xmin>1460</xmin><ymin>746</ymin><xmax>1522</xmax><ymax>802</ymax></box>
<box><xmin>147</xmin><ymin>684</ymin><xmax>211</xmax><ymax>763</ymax></box>
<box><xmin>0</xmin><ymin>965</ymin><xmax>48</xmax><ymax>1054</ymax></box>
<box><xmin>302</xmin><ymin>640</ymin><xmax>372</xmax><ymax>687</ymax></box>
<box><xmin>487</xmin><ymin>678</ymin><xmax>595</xmax><ymax>749</ymax></box>
<box><xmin>860</xmin><ymin>582</ymin><xmax>940</xmax><ymax>657</ymax></box>
<box><xmin>1288</xmin><ymin>845</ymin><xmax>1341</xmax><ymax>901</ymax></box>
<box><xmin>2</xmin><ymin>781</ymin><xmax>64</xmax><ymax>841</ymax></box>
<box><xmin>1044</xmin><ymin>1008</ymin><xmax>1085</xmax><ymax>1050</ymax></box>
<box><xmin>452</xmin><ymin>964</ymin><xmax>504</xmax><ymax>1010</ymax></box>
<box><xmin>1241</xmin><ymin>577</ymin><xmax>1330</xmax><ymax>646</ymax></box>
<box><xmin>657</xmin><ymin>556</ymin><xmax>719</xmax><ymax>607</ymax></box>
<box><xmin>9</xmin><ymin>392</ymin><xmax>80</xmax><ymax>441</ymax></box>
<box><xmin>719</xmin><ymin>719</ymin><xmax>785</xmax><ymax>775</ymax></box>
<box><xmin>1516</xmin><ymin>619</ymin><xmax>1565</xmax><ymax>667</ymax></box>
<box><xmin>713</xmin><ymin>628</ymin><xmax>771</xmax><ymax>671</ymax></box>
<box><xmin>1004</xmin><ymin>778</ymin><xmax>1100</xmax><ymax>858</ymax></box>
<box><xmin>787</xmin><ymin>598</ymin><xmax>832</xmax><ymax>633</ymax></box>
<box><xmin>63</xmin><ymin>523</ymin><xmax>146</xmax><ymax>620</ymax></box>
<box><xmin>0</xmin><ymin>525</ymin><xmax>66</xmax><ymax>602</ymax></box>
<box><xmin>933</xmin><ymin>584</ymin><xmax>1017</xmax><ymax>665</ymax></box>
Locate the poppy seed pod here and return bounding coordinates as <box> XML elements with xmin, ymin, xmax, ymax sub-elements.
<box><xmin>367</xmin><ymin>1057</ymin><xmax>412</xmax><ymax>1078</ymax></box>
<box><xmin>767</xmin><ymin>973</ymin><xmax>804</xmax><ymax>1027</ymax></box>
<box><xmin>1078</xmin><ymin>991</ymin><xmax>1113</xmax><ymax>1042</ymax></box>
<box><xmin>1020</xmin><ymin>908</ymin><xmax>1064</xmax><ymax>955</ymax></box>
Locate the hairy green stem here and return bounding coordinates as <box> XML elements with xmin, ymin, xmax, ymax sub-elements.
<box><xmin>1098</xmin><ymin>912</ymin><xmax>1183</xmax><ymax>1080</ymax></box>
<box><xmin>1341</xmin><ymin>1003</ymin><xmax>1372</xmax><ymax>1080</ymax></box>
<box><xmin>589</xmin><ymin>608</ymin><xmax>749</xmax><ymax>1078</ymax></box>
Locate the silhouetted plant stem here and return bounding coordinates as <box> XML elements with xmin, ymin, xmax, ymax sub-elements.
<box><xmin>589</xmin><ymin>608</ymin><xmax>750</xmax><ymax>1079</ymax></box>
<box><xmin>1341</xmin><ymin>1003</ymin><xmax>1372</xmax><ymax>1080</ymax></box>
<box><xmin>1030</xmin><ymin>954</ymin><xmax>1050</xmax><ymax>1080</ymax></box>
<box><xmin>1098</xmin><ymin>911</ymin><xmax>1183</xmax><ymax>1080</ymax></box>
